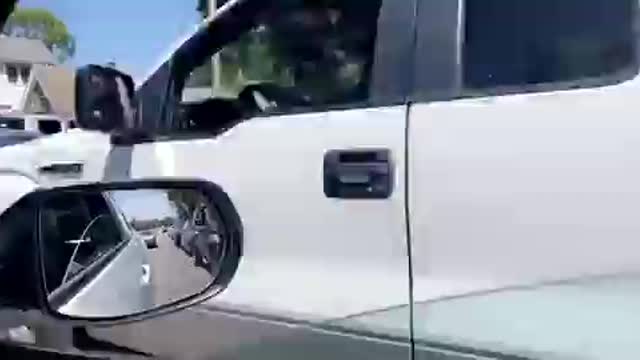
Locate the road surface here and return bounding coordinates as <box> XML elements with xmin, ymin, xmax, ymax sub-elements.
<box><xmin>146</xmin><ymin>231</ymin><xmax>212</xmax><ymax>306</ymax></box>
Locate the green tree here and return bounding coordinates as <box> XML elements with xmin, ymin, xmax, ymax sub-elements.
<box><xmin>2</xmin><ymin>8</ymin><xmax>75</xmax><ymax>62</ymax></box>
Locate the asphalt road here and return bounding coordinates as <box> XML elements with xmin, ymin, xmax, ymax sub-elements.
<box><xmin>147</xmin><ymin>231</ymin><xmax>212</xmax><ymax>306</ymax></box>
<box><xmin>84</xmin><ymin>305</ymin><xmax>415</xmax><ymax>360</ymax></box>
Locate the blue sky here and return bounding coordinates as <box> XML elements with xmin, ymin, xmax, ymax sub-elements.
<box><xmin>18</xmin><ymin>0</ymin><xmax>201</xmax><ymax>79</ymax></box>
<box><xmin>110</xmin><ymin>190</ymin><xmax>175</xmax><ymax>222</ymax></box>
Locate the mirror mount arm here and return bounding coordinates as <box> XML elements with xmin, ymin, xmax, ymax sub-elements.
<box><xmin>109</xmin><ymin>129</ymin><xmax>155</xmax><ymax>146</ymax></box>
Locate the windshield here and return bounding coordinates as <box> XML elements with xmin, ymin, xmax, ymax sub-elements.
<box><xmin>37</xmin><ymin>119</ymin><xmax>62</xmax><ymax>135</ymax></box>
<box><xmin>0</xmin><ymin>117</ymin><xmax>24</xmax><ymax>130</ymax></box>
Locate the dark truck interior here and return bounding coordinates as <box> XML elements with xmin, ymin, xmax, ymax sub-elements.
<box><xmin>179</xmin><ymin>83</ymin><xmax>314</xmax><ymax>134</ymax></box>
<box><xmin>170</xmin><ymin>0</ymin><xmax>381</xmax><ymax>136</ymax></box>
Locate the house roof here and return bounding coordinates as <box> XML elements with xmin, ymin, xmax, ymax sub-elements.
<box><xmin>29</xmin><ymin>64</ymin><xmax>75</xmax><ymax>119</ymax></box>
<box><xmin>0</xmin><ymin>36</ymin><xmax>56</xmax><ymax>64</ymax></box>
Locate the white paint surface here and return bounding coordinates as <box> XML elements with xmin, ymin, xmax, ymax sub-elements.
<box><xmin>133</xmin><ymin>106</ymin><xmax>410</xmax><ymax>320</ymax></box>
<box><xmin>0</xmin><ymin>174</ymin><xmax>38</xmax><ymax>214</ymax></box>
<box><xmin>409</xmin><ymin>75</ymin><xmax>640</xmax><ymax>302</ymax></box>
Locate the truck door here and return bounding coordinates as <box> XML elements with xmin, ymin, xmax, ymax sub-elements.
<box><xmin>130</xmin><ymin>1</ymin><xmax>418</xmax><ymax>358</ymax></box>
<box><xmin>409</xmin><ymin>0</ymin><xmax>640</xmax><ymax>357</ymax></box>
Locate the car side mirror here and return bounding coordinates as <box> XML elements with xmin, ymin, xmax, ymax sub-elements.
<box><xmin>75</xmin><ymin>65</ymin><xmax>136</xmax><ymax>132</ymax></box>
<box><xmin>75</xmin><ymin>65</ymin><xmax>151</xmax><ymax>144</ymax></box>
<box><xmin>0</xmin><ymin>179</ymin><xmax>242</xmax><ymax>325</ymax></box>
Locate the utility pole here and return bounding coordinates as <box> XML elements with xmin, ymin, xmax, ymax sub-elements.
<box><xmin>209</xmin><ymin>0</ymin><xmax>221</xmax><ymax>96</ymax></box>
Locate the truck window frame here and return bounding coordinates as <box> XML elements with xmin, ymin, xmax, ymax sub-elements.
<box><xmin>177</xmin><ymin>0</ymin><xmax>413</xmax><ymax>115</ymax></box>
<box><xmin>136</xmin><ymin>0</ymin><xmax>416</xmax><ymax>135</ymax></box>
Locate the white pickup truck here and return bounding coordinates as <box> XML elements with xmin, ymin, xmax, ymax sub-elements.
<box><xmin>4</xmin><ymin>0</ymin><xmax>640</xmax><ymax>358</ymax></box>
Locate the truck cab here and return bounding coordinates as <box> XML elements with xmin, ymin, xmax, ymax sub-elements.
<box><xmin>127</xmin><ymin>1</ymin><xmax>640</xmax><ymax>357</ymax></box>
<box><xmin>3</xmin><ymin>0</ymin><xmax>640</xmax><ymax>358</ymax></box>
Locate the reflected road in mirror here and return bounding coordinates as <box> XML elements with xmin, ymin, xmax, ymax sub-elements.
<box><xmin>147</xmin><ymin>225</ymin><xmax>212</xmax><ymax>305</ymax></box>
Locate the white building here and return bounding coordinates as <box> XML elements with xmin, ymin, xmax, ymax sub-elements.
<box><xmin>0</xmin><ymin>36</ymin><xmax>56</xmax><ymax>113</ymax></box>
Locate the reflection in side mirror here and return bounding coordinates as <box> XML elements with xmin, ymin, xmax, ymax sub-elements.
<box><xmin>74</xmin><ymin>64</ymin><xmax>136</xmax><ymax>132</ymax></box>
<box><xmin>136</xmin><ymin>228</ymin><xmax>159</xmax><ymax>250</ymax></box>
<box><xmin>34</xmin><ymin>181</ymin><xmax>242</xmax><ymax>321</ymax></box>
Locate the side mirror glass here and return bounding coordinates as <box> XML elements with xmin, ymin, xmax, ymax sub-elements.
<box><xmin>74</xmin><ymin>65</ymin><xmax>136</xmax><ymax>132</ymax></box>
<box><xmin>33</xmin><ymin>180</ymin><xmax>241</xmax><ymax>322</ymax></box>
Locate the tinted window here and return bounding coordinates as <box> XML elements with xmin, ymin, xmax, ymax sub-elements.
<box><xmin>0</xmin><ymin>117</ymin><xmax>24</xmax><ymax>130</ymax></box>
<box><xmin>183</xmin><ymin>1</ymin><xmax>382</xmax><ymax>114</ymax></box>
<box><xmin>19</xmin><ymin>66</ymin><xmax>30</xmax><ymax>83</ymax></box>
<box><xmin>38</xmin><ymin>119</ymin><xmax>62</xmax><ymax>134</ymax></box>
<box><xmin>463</xmin><ymin>0</ymin><xmax>637</xmax><ymax>93</ymax></box>
<box><xmin>75</xmin><ymin>193</ymin><xmax>125</xmax><ymax>269</ymax></box>
<box><xmin>6</xmin><ymin>65</ymin><xmax>18</xmax><ymax>83</ymax></box>
<box><xmin>41</xmin><ymin>193</ymin><xmax>125</xmax><ymax>291</ymax></box>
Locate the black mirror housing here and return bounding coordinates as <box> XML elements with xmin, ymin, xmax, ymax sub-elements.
<box><xmin>74</xmin><ymin>65</ymin><xmax>136</xmax><ymax>133</ymax></box>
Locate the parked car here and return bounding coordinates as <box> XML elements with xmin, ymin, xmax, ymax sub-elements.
<box><xmin>0</xmin><ymin>128</ymin><xmax>40</xmax><ymax>148</ymax></box>
<box><xmin>0</xmin><ymin>113</ymin><xmax>73</xmax><ymax>135</ymax></box>
<box><xmin>168</xmin><ymin>202</ymin><xmax>190</xmax><ymax>249</ymax></box>
<box><xmin>136</xmin><ymin>228</ymin><xmax>159</xmax><ymax>249</ymax></box>
<box><xmin>178</xmin><ymin>204</ymin><xmax>221</xmax><ymax>270</ymax></box>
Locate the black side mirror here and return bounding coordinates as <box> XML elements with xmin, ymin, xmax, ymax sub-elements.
<box><xmin>75</xmin><ymin>65</ymin><xmax>154</xmax><ymax>144</ymax></box>
<box><xmin>75</xmin><ymin>65</ymin><xmax>135</xmax><ymax>132</ymax></box>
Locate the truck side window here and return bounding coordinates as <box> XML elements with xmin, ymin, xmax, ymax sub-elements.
<box><xmin>40</xmin><ymin>193</ymin><xmax>91</xmax><ymax>291</ymax></box>
<box><xmin>181</xmin><ymin>0</ymin><xmax>383</xmax><ymax>125</ymax></box>
<box><xmin>76</xmin><ymin>193</ymin><xmax>125</xmax><ymax>268</ymax></box>
<box><xmin>38</xmin><ymin>119</ymin><xmax>62</xmax><ymax>135</ymax></box>
<box><xmin>463</xmin><ymin>0</ymin><xmax>637</xmax><ymax>94</ymax></box>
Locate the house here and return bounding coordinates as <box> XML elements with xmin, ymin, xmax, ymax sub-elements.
<box><xmin>0</xmin><ymin>36</ymin><xmax>56</xmax><ymax>112</ymax></box>
<box><xmin>0</xmin><ymin>64</ymin><xmax>76</xmax><ymax>133</ymax></box>
<box><xmin>0</xmin><ymin>35</ymin><xmax>75</xmax><ymax>134</ymax></box>
<box><xmin>19</xmin><ymin>64</ymin><xmax>75</xmax><ymax>120</ymax></box>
